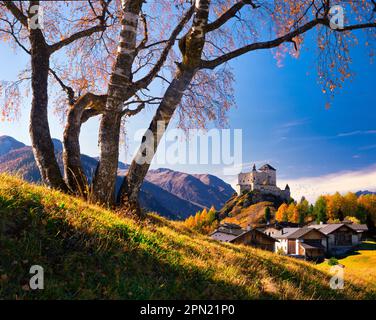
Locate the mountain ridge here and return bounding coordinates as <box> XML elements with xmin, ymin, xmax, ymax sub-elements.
<box><xmin>0</xmin><ymin>135</ymin><xmax>234</xmax><ymax>219</ymax></box>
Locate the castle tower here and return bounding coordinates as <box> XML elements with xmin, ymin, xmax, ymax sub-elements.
<box><xmin>258</xmin><ymin>164</ymin><xmax>276</xmax><ymax>186</ymax></box>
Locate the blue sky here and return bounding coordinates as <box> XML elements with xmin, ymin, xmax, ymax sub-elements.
<box><xmin>0</xmin><ymin>26</ymin><xmax>375</xmax><ymax>202</ymax></box>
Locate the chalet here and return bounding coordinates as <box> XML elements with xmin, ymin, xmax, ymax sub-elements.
<box><xmin>210</xmin><ymin>223</ymin><xmax>277</xmax><ymax>251</ymax></box>
<box><xmin>273</xmin><ymin>227</ymin><xmax>327</xmax><ymax>261</ymax></box>
<box><xmin>308</xmin><ymin>223</ymin><xmax>367</xmax><ymax>255</ymax></box>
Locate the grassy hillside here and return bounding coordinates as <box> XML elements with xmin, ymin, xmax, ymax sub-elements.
<box><xmin>316</xmin><ymin>241</ymin><xmax>376</xmax><ymax>291</ymax></box>
<box><xmin>0</xmin><ymin>174</ymin><xmax>374</xmax><ymax>299</ymax></box>
<box><xmin>219</xmin><ymin>189</ymin><xmax>282</xmax><ymax>227</ymax></box>
<box><xmin>222</xmin><ymin>201</ymin><xmax>276</xmax><ymax>228</ymax></box>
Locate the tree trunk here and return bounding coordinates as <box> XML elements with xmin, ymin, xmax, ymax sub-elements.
<box><xmin>118</xmin><ymin>68</ymin><xmax>196</xmax><ymax>215</ymax></box>
<box><xmin>118</xmin><ymin>0</ymin><xmax>210</xmax><ymax>215</ymax></box>
<box><xmin>92</xmin><ymin>0</ymin><xmax>143</xmax><ymax>206</ymax></box>
<box><xmin>29</xmin><ymin>27</ymin><xmax>67</xmax><ymax>191</ymax></box>
<box><xmin>63</xmin><ymin>94</ymin><xmax>106</xmax><ymax>196</ymax></box>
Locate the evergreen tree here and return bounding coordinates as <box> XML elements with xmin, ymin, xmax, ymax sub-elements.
<box><xmin>264</xmin><ymin>207</ymin><xmax>271</xmax><ymax>223</ymax></box>
<box><xmin>314</xmin><ymin>196</ymin><xmax>327</xmax><ymax>223</ymax></box>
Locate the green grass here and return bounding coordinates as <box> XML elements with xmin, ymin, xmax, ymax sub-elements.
<box><xmin>0</xmin><ymin>174</ymin><xmax>375</xmax><ymax>299</ymax></box>
<box><xmin>316</xmin><ymin>241</ymin><xmax>376</xmax><ymax>291</ymax></box>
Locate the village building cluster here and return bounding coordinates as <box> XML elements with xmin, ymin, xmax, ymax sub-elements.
<box><xmin>211</xmin><ymin>221</ymin><xmax>368</xmax><ymax>260</ymax></box>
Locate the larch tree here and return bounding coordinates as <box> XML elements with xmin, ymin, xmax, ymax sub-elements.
<box><xmin>1</xmin><ymin>0</ymin><xmax>376</xmax><ymax>218</ymax></box>
<box><xmin>276</xmin><ymin>203</ymin><xmax>288</xmax><ymax>222</ymax></box>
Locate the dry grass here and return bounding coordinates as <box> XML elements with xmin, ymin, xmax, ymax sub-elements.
<box><xmin>0</xmin><ymin>174</ymin><xmax>374</xmax><ymax>299</ymax></box>
<box><xmin>315</xmin><ymin>241</ymin><xmax>376</xmax><ymax>291</ymax></box>
<box><xmin>223</xmin><ymin>201</ymin><xmax>275</xmax><ymax>227</ymax></box>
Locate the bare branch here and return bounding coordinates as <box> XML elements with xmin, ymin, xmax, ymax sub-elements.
<box><xmin>205</xmin><ymin>0</ymin><xmax>260</xmax><ymax>32</ymax></box>
<box><xmin>49</xmin><ymin>25</ymin><xmax>106</xmax><ymax>54</ymax></box>
<box><xmin>201</xmin><ymin>18</ymin><xmax>323</xmax><ymax>69</ymax></box>
<box><xmin>2</xmin><ymin>1</ymin><xmax>28</xmax><ymax>27</ymax></box>
<box><xmin>0</xmin><ymin>18</ymin><xmax>30</xmax><ymax>54</ymax></box>
<box><xmin>48</xmin><ymin>68</ymin><xmax>76</xmax><ymax>105</ymax></box>
<box><xmin>136</xmin><ymin>11</ymin><xmax>148</xmax><ymax>52</ymax></box>
<box><xmin>134</xmin><ymin>5</ymin><xmax>195</xmax><ymax>89</ymax></box>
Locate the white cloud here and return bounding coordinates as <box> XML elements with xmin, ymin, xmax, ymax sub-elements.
<box><xmin>280</xmin><ymin>118</ymin><xmax>310</xmax><ymax>129</ymax></box>
<box><xmin>337</xmin><ymin>130</ymin><xmax>376</xmax><ymax>137</ymax></box>
<box><xmin>280</xmin><ymin>164</ymin><xmax>376</xmax><ymax>203</ymax></box>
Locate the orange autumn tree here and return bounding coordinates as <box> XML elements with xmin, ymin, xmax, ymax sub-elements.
<box><xmin>1</xmin><ymin>1</ymin><xmax>376</xmax><ymax>217</ymax></box>
<box><xmin>326</xmin><ymin>192</ymin><xmax>344</xmax><ymax>221</ymax></box>
<box><xmin>276</xmin><ymin>203</ymin><xmax>288</xmax><ymax>222</ymax></box>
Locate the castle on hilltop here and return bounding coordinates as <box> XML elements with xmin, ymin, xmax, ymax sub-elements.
<box><xmin>236</xmin><ymin>164</ymin><xmax>290</xmax><ymax>200</ymax></box>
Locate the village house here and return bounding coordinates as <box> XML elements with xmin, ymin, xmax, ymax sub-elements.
<box><xmin>308</xmin><ymin>223</ymin><xmax>368</xmax><ymax>255</ymax></box>
<box><xmin>210</xmin><ymin>223</ymin><xmax>277</xmax><ymax>252</ymax></box>
<box><xmin>273</xmin><ymin>227</ymin><xmax>327</xmax><ymax>261</ymax></box>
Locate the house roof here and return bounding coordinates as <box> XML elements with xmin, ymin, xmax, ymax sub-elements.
<box><xmin>289</xmin><ymin>227</ymin><xmax>327</xmax><ymax>239</ymax></box>
<box><xmin>274</xmin><ymin>228</ymin><xmax>300</xmax><ymax>239</ymax></box>
<box><xmin>211</xmin><ymin>231</ymin><xmax>239</xmax><ymax>242</ymax></box>
<box><xmin>214</xmin><ymin>227</ymin><xmax>245</xmax><ymax>237</ymax></box>
<box><xmin>210</xmin><ymin>223</ymin><xmax>245</xmax><ymax>238</ymax></box>
<box><xmin>308</xmin><ymin>222</ymin><xmax>367</xmax><ymax>234</ymax></box>
<box><xmin>275</xmin><ymin>227</ymin><xmax>327</xmax><ymax>239</ymax></box>
<box><xmin>308</xmin><ymin>224</ymin><xmax>325</xmax><ymax>229</ymax></box>
<box><xmin>258</xmin><ymin>164</ymin><xmax>276</xmax><ymax>171</ymax></box>
<box><xmin>348</xmin><ymin>224</ymin><xmax>368</xmax><ymax>232</ymax></box>
<box><xmin>231</xmin><ymin>229</ymin><xmax>278</xmax><ymax>243</ymax></box>
<box><xmin>318</xmin><ymin>223</ymin><xmax>358</xmax><ymax>235</ymax></box>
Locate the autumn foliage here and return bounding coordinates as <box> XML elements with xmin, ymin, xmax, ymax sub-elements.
<box><xmin>183</xmin><ymin>206</ymin><xmax>218</xmax><ymax>234</ymax></box>
<box><xmin>276</xmin><ymin>192</ymin><xmax>376</xmax><ymax>226</ymax></box>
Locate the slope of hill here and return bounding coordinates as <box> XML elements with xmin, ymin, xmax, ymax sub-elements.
<box><xmin>0</xmin><ymin>143</ymin><xmax>199</xmax><ymax>219</ymax></box>
<box><xmin>222</xmin><ymin>201</ymin><xmax>276</xmax><ymax>228</ymax></box>
<box><xmin>0</xmin><ymin>136</ymin><xmax>225</xmax><ymax>219</ymax></box>
<box><xmin>0</xmin><ymin>174</ymin><xmax>373</xmax><ymax>299</ymax></box>
<box><xmin>218</xmin><ymin>190</ymin><xmax>286</xmax><ymax>227</ymax></box>
<box><xmin>146</xmin><ymin>168</ymin><xmax>235</xmax><ymax>209</ymax></box>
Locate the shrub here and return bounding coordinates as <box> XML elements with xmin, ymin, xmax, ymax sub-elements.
<box><xmin>328</xmin><ymin>257</ymin><xmax>339</xmax><ymax>266</ymax></box>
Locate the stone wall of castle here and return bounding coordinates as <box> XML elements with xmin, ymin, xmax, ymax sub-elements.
<box><xmin>238</xmin><ymin>170</ymin><xmax>276</xmax><ymax>187</ymax></box>
<box><xmin>236</xmin><ymin>183</ymin><xmax>290</xmax><ymax>201</ymax></box>
<box><xmin>236</xmin><ymin>165</ymin><xmax>290</xmax><ymax>201</ymax></box>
